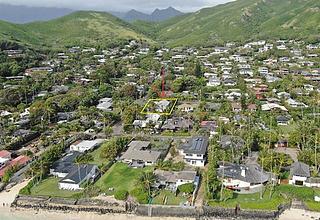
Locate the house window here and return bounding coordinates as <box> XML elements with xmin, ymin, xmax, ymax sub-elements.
<box><xmin>192</xmin><ymin>161</ymin><xmax>196</xmax><ymax>165</ymax></box>
<box><xmin>186</xmin><ymin>154</ymin><xmax>193</xmax><ymax>157</ymax></box>
<box><xmin>197</xmin><ymin>154</ymin><xmax>202</xmax><ymax>157</ymax></box>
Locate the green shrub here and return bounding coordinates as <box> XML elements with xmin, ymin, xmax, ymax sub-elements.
<box><xmin>178</xmin><ymin>183</ymin><xmax>194</xmax><ymax>194</ymax></box>
<box><xmin>115</xmin><ymin>190</ymin><xmax>128</xmax><ymax>200</ymax></box>
<box><xmin>130</xmin><ymin>187</ymin><xmax>148</xmax><ymax>204</ymax></box>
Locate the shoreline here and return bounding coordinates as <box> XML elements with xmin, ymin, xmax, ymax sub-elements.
<box><xmin>0</xmin><ymin>206</ymin><xmax>196</xmax><ymax>220</ymax></box>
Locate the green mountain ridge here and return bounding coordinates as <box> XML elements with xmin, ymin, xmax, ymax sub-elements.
<box><xmin>0</xmin><ymin>11</ymin><xmax>152</xmax><ymax>48</ymax></box>
<box><xmin>157</xmin><ymin>0</ymin><xmax>320</xmax><ymax>46</ymax></box>
<box><xmin>0</xmin><ymin>0</ymin><xmax>319</xmax><ymax>48</ymax></box>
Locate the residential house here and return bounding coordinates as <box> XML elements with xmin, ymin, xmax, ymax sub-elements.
<box><xmin>97</xmin><ymin>98</ymin><xmax>113</xmax><ymax>112</ymax></box>
<box><xmin>121</xmin><ymin>141</ymin><xmax>162</xmax><ymax>167</ymax></box>
<box><xmin>154</xmin><ymin>170</ymin><xmax>198</xmax><ymax>191</ymax></box>
<box><xmin>219</xmin><ymin>135</ymin><xmax>245</xmax><ymax>150</ymax></box>
<box><xmin>200</xmin><ymin>121</ymin><xmax>218</xmax><ymax>136</ymax></box>
<box><xmin>0</xmin><ymin>155</ymin><xmax>31</xmax><ymax>179</ymax></box>
<box><xmin>286</xmin><ymin>98</ymin><xmax>308</xmax><ymax>108</ymax></box>
<box><xmin>207</xmin><ymin>76</ymin><xmax>221</xmax><ymax>87</ymax></box>
<box><xmin>58</xmin><ymin>164</ymin><xmax>99</xmax><ymax>190</ymax></box>
<box><xmin>247</xmin><ymin>104</ymin><xmax>257</xmax><ymax>112</ymax></box>
<box><xmin>276</xmin><ymin>115</ymin><xmax>291</xmax><ymax>126</ymax></box>
<box><xmin>50</xmin><ymin>152</ymin><xmax>82</xmax><ymax>178</ymax></box>
<box><xmin>70</xmin><ymin>139</ymin><xmax>104</xmax><ymax>153</ymax></box>
<box><xmin>161</xmin><ymin>117</ymin><xmax>193</xmax><ymax>131</ymax></box>
<box><xmin>217</xmin><ymin>163</ymin><xmax>270</xmax><ymax>193</ymax></box>
<box><xmin>154</xmin><ymin>100</ymin><xmax>171</xmax><ymax>113</ymax></box>
<box><xmin>231</xmin><ymin>102</ymin><xmax>242</xmax><ymax>113</ymax></box>
<box><xmin>177</xmin><ymin>103</ymin><xmax>198</xmax><ymax>113</ymax></box>
<box><xmin>0</xmin><ymin>150</ymin><xmax>11</xmax><ymax>164</ymax></box>
<box><xmin>204</xmin><ymin>103</ymin><xmax>221</xmax><ymax>112</ymax></box>
<box><xmin>261</xmin><ymin>103</ymin><xmax>288</xmax><ymax>112</ymax></box>
<box><xmin>289</xmin><ymin>162</ymin><xmax>310</xmax><ymax>186</ymax></box>
<box><xmin>179</xmin><ymin>136</ymin><xmax>208</xmax><ymax>167</ymax></box>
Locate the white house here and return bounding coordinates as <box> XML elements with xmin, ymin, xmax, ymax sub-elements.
<box><xmin>179</xmin><ymin>137</ymin><xmax>208</xmax><ymax>167</ymax></box>
<box><xmin>97</xmin><ymin>97</ymin><xmax>113</xmax><ymax>112</ymax></box>
<box><xmin>70</xmin><ymin>139</ymin><xmax>104</xmax><ymax>153</ymax></box>
<box><xmin>289</xmin><ymin>162</ymin><xmax>310</xmax><ymax>186</ymax></box>
<box><xmin>207</xmin><ymin>76</ymin><xmax>221</xmax><ymax>87</ymax></box>
<box><xmin>217</xmin><ymin>163</ymin><xmax>270</xmax><ymax>194</ymax></box>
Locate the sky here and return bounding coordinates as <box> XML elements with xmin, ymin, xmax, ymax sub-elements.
<box><xmin>0</xmin><ymin>0</ymin><xmax>234</xmax><ymax>12</ymax></box>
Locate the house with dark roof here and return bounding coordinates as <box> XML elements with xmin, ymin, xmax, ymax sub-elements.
<box><xmin>179</xmin><ymin>136</ymin><xmax>208</xmax><ymax>167</ymax></box>
<box><xmin>276</xmin><ymin>115</ymin><xmax>291</xmax><ymax>126</ymax></box>
<box><xmin>58</xmin><ymin>164</ymin><xmax>99</xmax><ymax>190</ymax></box>
<box><xmin>154</xmin><ymin>170</ymin><xmax>198</xmax><ymax>192</ymax></box>
<box><xmin>289</xmin><ymin>161</ymin><xmax>310</xmax><ymax>186</ymax></box>
<box><xmin>50</xmin><ymin>152</ymin><xmax>82</xmax><ymax>178</ymax></box>
<box><xmin>217</xmin><ymin>163</ymin><xmax>270</xmax><ymax>194</ymax></box>
<box><xmin>120</xmin><ymin>141</ymin><xmax>162</xmax><ymax>167</ymax></box>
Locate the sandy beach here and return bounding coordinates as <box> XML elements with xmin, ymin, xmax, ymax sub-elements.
<box><xmin>280</xmin><ymin>208</ymin><xmax>320</xmax><ymax>220</ymax></box>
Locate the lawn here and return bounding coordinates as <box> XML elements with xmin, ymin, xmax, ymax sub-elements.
<box><xmin>208</xmin><ymin>189</ymin><xmax>286</xmax><ymax>210</ymax></box>
<box><xmin>161</xmin><ymin>130</ymin><xmax>191</xmax><ymax>137</ymax></box>
<box><xmin>30</xmin><ymin>177</ymin><xmax>82</xmax><ymax>198</ymax></box>
<box><xmin>208</xmin><ymin>185</ymin><xmax>320</xmax><ymax>211</ymax></box>
<box><xmin>95</xmin><ymin>162</ymin><xmax>153</xmax><ymax>195</ymax></box>
<box><xmin>88</xmin><ymin>146</ymin><xmax>109</xmax><ymax>166</ymax></box>
<box><xmin>152</xmin><ymin>190</ymin><xmax>188</xmax><ymax>205</ymax></box>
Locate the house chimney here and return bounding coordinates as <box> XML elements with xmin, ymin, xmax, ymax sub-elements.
<box><xmin>241</xmin><ymin>168</ymin><xmax>246</xmax><ymax>177</ymax></box>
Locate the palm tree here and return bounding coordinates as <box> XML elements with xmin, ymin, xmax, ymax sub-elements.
<box><xmin>138</xmin><ymin>171</ymin><xmax>156</xmax><ymax>201</ymax></box>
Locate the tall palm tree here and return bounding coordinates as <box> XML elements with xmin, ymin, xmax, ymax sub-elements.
<box><xmin>138</xmin><ymin>171</ymin><xmax>156</xmax><ymax>200</ymax></box>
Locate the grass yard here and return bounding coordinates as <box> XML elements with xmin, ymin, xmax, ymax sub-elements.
<box><xmin>208</xmin><ymin>189</ymin><xmax>286</xmax><ymax>210</ymax></box>
<box><xmin>208</xmin><ymin>185</ymin><xmax>320</xmax><ymax>211</ymax></box>
<box><xmin>30</xmin><ymin>177</ymin><xmax>82</xmax><ymax>198</ymax></box>
<box><xmin>88</xmin><ymin>145</ymin><xmax>108</xmax><ymax>166</ymax></box>
<box><xmin>95</xmin><ymin>162</ymin><xmax>153</xmax><ymax>195</ymax></box>
<box><xmin>161</xmin><ymin>130</ymin><xmax>191</xmax><ymax>137</ymax></box>
<box><xmin>152</xmin><ymin>190</ymin><xmax>188</xmax><ymax>205</ymax></box>
<box><xmin>278</xmin><ymin>122</ymin><xmax>298</xmax><ymax>135</ymax></box>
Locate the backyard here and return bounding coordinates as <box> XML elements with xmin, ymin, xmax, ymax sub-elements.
<box><xmin>95</xmin><ymin>162</ymin><xmax>153</xmax><ymax>195</ymax></box>
<box><xmin>208</xmin><ymin>185</ymin><xmax>320</xmax><ymax>211</ymax></box>
<box><xmin>29</xmin><ymin>177</ymin><xmax>83</xmax><ymax>198</ymax></box>
<box><xmin>208</xmin><ymin>188</ymin><xmax>286</xmax><ymax>210</ymax></box>
<box><xmin>152</xmin><ymin>190</ymin><xmax>189</xmax><ymax>205</ymax></box>
<box><xmin>88</xmin><ymin>145</ymin><xmax>109</xmax><ymax>166</ymax></box>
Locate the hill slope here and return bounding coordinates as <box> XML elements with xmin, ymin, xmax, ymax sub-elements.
<box><xmin>157</xmin><ymin>0</ymin><xmax>320</xmax><ymax>46</ymax></box>
<box><xmin>0</xmin><ymin>11</ymin><xmax>152</xmax><ymax>48</ymax></box>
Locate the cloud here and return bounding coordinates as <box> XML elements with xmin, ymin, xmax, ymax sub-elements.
<box><xmin>0</xmin><ymin>0</ymin><xmax>233</xmax><ymax>12</ymax></box>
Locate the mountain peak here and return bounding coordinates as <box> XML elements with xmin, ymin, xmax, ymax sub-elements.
<box><xmin>119</xmin><ymin>7</ymin><xmax>183</xmax><ymax>22</ymax></box>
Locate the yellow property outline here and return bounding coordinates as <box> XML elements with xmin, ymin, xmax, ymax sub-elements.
<box><xmin>141</xmin><ymin>98</ymin><xmax>178</xmax><ymax>116</ymax></box>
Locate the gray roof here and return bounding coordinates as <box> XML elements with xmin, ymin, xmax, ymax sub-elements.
<box><xmin>155</xmin><ymin>170</ymin><xmax>197</xmax><ymax>183</ymax></box>
<box><xmin>219</xmin><ymin>135</ymin><xmax>245</xmax><ymax>149</ymax></box>
<box><xmin>121</xmin><ymin>141</ymin><xmax>161</xmax><ymax>163</ymax></box>
<box><xmin>161</xmin><ymin>117</ymin><xmax>193</xmax><ymax>130</ymax></box>
<box><xmin>51</xmin><ymin>152</ymin><xmax>82</xmax><ymax>174</ymax></box>
<box><xmin>217</xmin><ymin>163</ymin><xmax>270</xmax><ymax>184</ymax></box>
<box><xmin>60</xmin><ymin>164</ymin><xmax>97</xmax><ymax>185</ymax></box>
<box><xmin>290</xmin><ymin>161</ymin><xmax>310</xmax><ymax>177</ymax></box>
<box><xmin>205</xmin><ymin>103</ymin><xmax>221</xmax><ymax>111</ymax></box>
<box><xmin>181</xmin><ymin>136</ymin><xmax>208</xmax><ymax>155</ymax></box>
